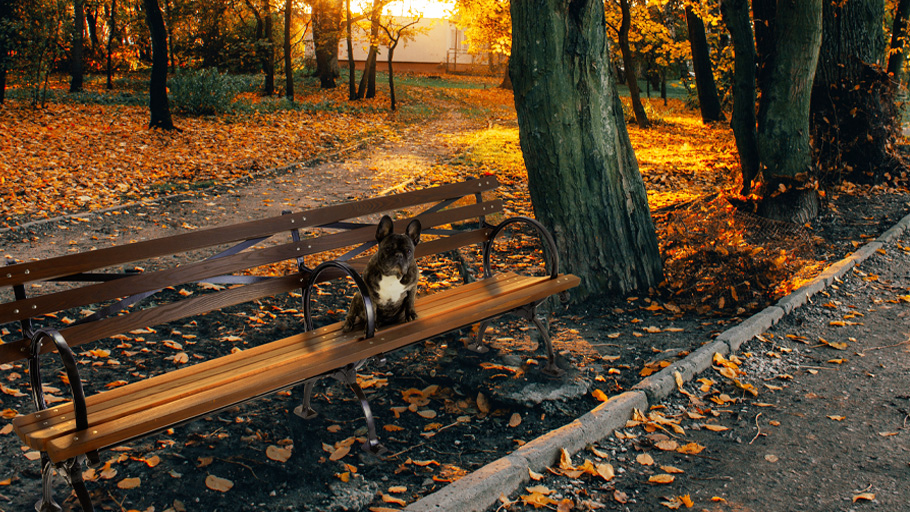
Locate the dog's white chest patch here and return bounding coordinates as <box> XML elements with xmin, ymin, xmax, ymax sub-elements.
<box><xmin>376</xmin><ymin>274</ymin><xmax>409</xmax><ymax>306</ymax></box>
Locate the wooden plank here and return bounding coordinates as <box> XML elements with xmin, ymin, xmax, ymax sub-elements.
<box><xmin>21</xmin><ymin>274</ymin><xmax>551</xmax><ymax>453</ymax></box>
<box><xmin>13</xmin><ymin>273</ymin><xmax>527</xmax><ymax>438</ymax></box>
<box><xmin>0</xmin><ymin>201</ymin><xmax>502</xmax><ymax>326</ymax></box>
<box><xmin>38</xmin><ymin>274</ymin><xmax>578</xmax><ymax>462</ymax></box>
<box><xmin>1</xmin><ymin>177</ymin><xmax>499</xmax><ymax>287</ymax></box>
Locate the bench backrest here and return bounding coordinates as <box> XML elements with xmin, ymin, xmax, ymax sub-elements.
<box><xmin>0</xmin><ymin>177</ymin><xmax>503</xmax><ymax>364</ymax></box>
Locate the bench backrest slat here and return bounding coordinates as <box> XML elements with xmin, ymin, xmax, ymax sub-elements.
<box><xmin>0</xmin><ymin>200</ymin><xmax>502</xmax><ymax>326</ymax></box>
<box><xmin>1</xmin><ymin>177</ymin><xmax>499</xmax><ymax>287</ymax></box>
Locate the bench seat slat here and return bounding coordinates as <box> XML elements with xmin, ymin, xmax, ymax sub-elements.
<box><xmin>18</xmin><ymin>273</ymin><xmax>580</xmax><ymax>462</ymax></box>
<box><xmin>0</xmin><ymin>177</ymin><xmax>500</xmax><ymax>287</ymax></box>
<box><xmin>12</xmin><ymin>272</ymin><xmax>522</xmax><ymax>438</ymax></box>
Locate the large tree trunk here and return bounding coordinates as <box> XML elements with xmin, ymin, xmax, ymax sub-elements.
<box><xmin>756</xmin><ymin>0</ymin><xmax>823</xmax><ymax>223</ymax></box>
<box><xmin>70</xmin><ymin>0</ymin><xmax>85</xmax><ymax>93</ymax></box>
<box><xmin>618</xmin><ymin>0</ymin><xmax>649</xmax><ymax>128</ymax></box>
<box><xmin>685</xmin><ymin>6</ymin><xmax>724</xmax><ymax>123</ymax></box>
<box><xmin>284</xmin><ymin>0</ymin><xmax>294</xmax><ymax>100</ymax></box>
<box><xmin>144</xmin><ymin>0</ymin><xmax>177</xmax><ymax>130</ymax></box>
<box><xmin>811</xmin><ymin>0</ymin><xmax>901</xmax><ymax>185</ymax></box>
<box><xmin>499</xmin><ymin>57</ymin><xmax>512</xmax><ymax>90</ymax></box>
<box><xmin>720</xmin><ymin>0</ymin><xmax>759</xmax><ymax>194</ymax></box>
<box><xmin>312</xmin><ymin>0</ymin><xmax>342</xmax><ymax>89</ymax></box>
<box><xmin>357</xmin><ymin>4</ymin><xmax>381</xmax><ymax>99</ymax></box>
<box><xmin>510</xmin><ymin>0</ymin><xmax>662</xmax><ymax>298</ymax></box>
<box><xmin>887</xmin><ymin>0</ymin><xmax>910</xmax><ymax>80</ymax></box>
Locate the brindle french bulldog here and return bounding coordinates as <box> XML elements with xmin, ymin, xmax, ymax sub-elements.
<box><xmin>342</xmin><ymin>215</ymin><xmax>421</xmax><ymax>333</ymax></box>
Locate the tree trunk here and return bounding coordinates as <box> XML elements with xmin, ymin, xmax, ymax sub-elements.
<box><xmin>756</xmin><ymin>0</ymin><xmax>822</xmax><ymax>223</ymax></box>
<box><xmin>720</xmin><ymin>0</ymin><xmax>760</xmax><ymax>194</ymax></box>
<box><xmin>70</xmin><ymin>0</ymin><xmax>85</xmax><ymax>93</ymax></box>
<box><xmin>388</xmin><ymin>43</ymin><xmax>397</xmax><ymax>110</ymax></box>
<box><xmin>312</xmin><ymin>0</ymin><xmax>342</xmax><ymax>89</ymax></box>
<box><xmin>499</xmin><ymin>57</ymin><xmax>512</xmax><ymax>90</ymax></box>
<box><xmin>0</xmin><ymin>0</ymin><xmax>10</xmax><ymax>104</ymax></box>
<box><xmin>685</xmin><ymin>6</ymin><xmax>724</xmax><ymax>123</ymax></box>
<box><xmin>887</xmin><ymin>0</ymin><xmax>910</xmax><ymax>80</ymax></box>
<box><xmin>752</xmin><ymin>0</ymin><xmax>775</xmax><ymax>95</ymax></box>
<box><xmin>106</xmin><ymin>0</ymin><xmax>117</xmax><ymax>90</ymax></box>
<box><xmin>510</xmin><ymin>0</ymin><xmax>662</xmax><ymax>298</ymax></box>
<box><xmin>357</xmin><ymin>4</ymin><xmax>381</xmax><ymax>99</ymax></box>
<box><xmin>262</xmin><ymin>0</ymin><xmax>275</xmax><ymax>95</ymax></box>
<box><xmin>811</xmin><ymin>0</ymin><xmax>900</xmax><ymax>184</ymax></box>
<box><xmin>618</xmin><ymin>0</ymin><xmax>649</xmax><ymax>128</ymax></box>
<box><xmin>284</xmin><ymin>0</ymin><xmax>294</xmax><ymax>100</ymax></box>
<box><xmin>345</xmin><ymin>0</ymin><xmax>355</xmax><ymax>100</ymax></box>
<box><xmin>162</xmin><ymin>0</ymin><xmax>175</xmax><ymax>72</ymax></box>
<box><xmin>144</xmin><ymin>0</ymin><xmax>177</xmax><ymax>130</ymax></box>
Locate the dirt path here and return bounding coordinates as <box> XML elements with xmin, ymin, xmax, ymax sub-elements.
<box><xmin>489</xmin><ymin>231</ymin><xmax>910</xmax><ymax>512</ymax></box>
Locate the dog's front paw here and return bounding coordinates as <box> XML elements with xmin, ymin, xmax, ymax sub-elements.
<box><xmin>404</xmin><ymin>309</ymin><xmax>418</xmax><ymax>323</ymax></box>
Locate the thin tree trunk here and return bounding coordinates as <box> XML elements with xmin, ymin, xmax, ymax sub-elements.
<box><xmin>499</xmin><ymin>57</ymin><xmax>512</xmax><ymax>90</ymax></box>
<box><xmin>888</xmin><ymin>0</ymin><xmax>910</xmax><ymax>80</ymax></box>
<box><xmin>0</xmin><ymin>0</ymin><xmax>10</xmax><ymax>103</ymax></box>
<box><xmin>263</xmin><ymin>0</ymin><xmax>275</xmax><ymax>96</ymax></box>
<box><xmin>720</xmin><ymin>0</ymin><xmax>760</xmax><ymax>194</ymax></box>
<box><xmin>618</xmin><ymin>0</ymin><xmax>649</xmax><ymax>129</ymax></box>
<box><xmin>357</xmin><ymin>4</ymin><xmax>381</xmax><ymax>99</ymax></box>
<box><xmin>162</xmin><ymin>0</ymin><xmax>175</xmax><ymax>72</ymax></box>
<box><xmin>106</xmin><ymin>0</ymin><xmax>117</xmax><ymax>90</ymax></box>
<box><xmin>388</xmin><ymin>43</ymin><xmax>396</xmax><ymax>110</ymax></box>
<box><xmin>144</xmin><ymin>0</ymin><xmax>177</xmax><ymax>130</ymax></box>
<box><xmin>685</xmin><ymin>6</ymin><xmax>724</xmax><ymax>122</ymax></box>
<box><xmin>756</xmin><ymin>0</ymin><xmax>823</xmax><ymax>223</ymax></box>
<box><xmin>345</xmin><ymin>0</ymin><xmax>355</xmax><ymax>100</ymax></box>
<box><xmin>284</xmin><ymin>0</ymin><xmax>294</xmax><ymax>100</ymax></box>
<box><xmin>70</xmin><ymin>0</ymin><xmax>85</xmax><ymax>93</ymax></box>
<box><xmin>510</xmin><ymin>0</ymin><xmax>662</xmax><ymax>297</ymax></box>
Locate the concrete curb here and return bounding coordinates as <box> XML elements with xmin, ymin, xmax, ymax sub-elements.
<box><xmin>404</xmin><ymin>210</ymin><xmax>910</xmax><ymax>512</ymax></box>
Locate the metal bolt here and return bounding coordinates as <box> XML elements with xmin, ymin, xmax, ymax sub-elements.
<box><xmin>32</xmin><ymin>305</ymin><xmax>37</xmax><ymax>309</ymax></box>
<box><xmin>74</xmin><ymin>436</ymin><xmax>79</xmax><ymax>441</ymax></box>
<box><xmin>13</xmin><ymin>309</ymin><xmax>18</xmax><ymax>314</ymax></box>
<box><xmin>302</xmin><ymin>217</ymin><xmax>307</xmax><ymax>221</ymax></box>
<box><xmin>23</xmin><ymin>269</ymin><xmax>29</xmax><ymax>275</ymax></box>
<box><xmin>290</xmin><ymin>219</ymin><xmax>295</xmax><ymax>224</ymax></box>
<box><xmin>5</xmin><ymin>273</ymin><xmax>10</xmax><ymax>278</ymax></box>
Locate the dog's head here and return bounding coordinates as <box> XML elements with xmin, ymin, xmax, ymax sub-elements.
<box><xmin>373</xmin><ymin>215</ymin><xmax>421</xmax><ymax>278</ymax></box>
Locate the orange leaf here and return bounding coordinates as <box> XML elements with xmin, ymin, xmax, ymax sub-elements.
<box><xmin>205</xmin><ymin>475</ymin><xmax>233</xmax><ymax>492</ymax></box>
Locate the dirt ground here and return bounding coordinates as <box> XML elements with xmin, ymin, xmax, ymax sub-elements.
<box><xmin>1</xmin><ymin>105</ymin><xmax>909</xmax><ymax>512</ymax></box>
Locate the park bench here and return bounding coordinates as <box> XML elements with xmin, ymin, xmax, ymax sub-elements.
<box><xmin>1</xmin><ymin>177</ymin><xmax>579</xmax><ymax>512</ymax></box>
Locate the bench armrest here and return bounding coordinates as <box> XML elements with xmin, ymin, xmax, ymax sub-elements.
<box><xmin>303</xmin><ymin>262</ymin><xmax>376</xmax><ymax>339</ymax></box>
<box><xmin>28</xmin><ymin>329</ymin><xmax>89</xmax><ymax>432</ymax></box>
<box><xmin>482</xmin><ymin>216</ymin><xmax>560</xmax><ymax>280</ymax></box>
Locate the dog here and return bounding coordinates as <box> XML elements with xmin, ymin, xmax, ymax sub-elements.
<box><xmin>342</xmin><ymin>215</ymin><xmax>421</xmax><ymax>333</ymax></box>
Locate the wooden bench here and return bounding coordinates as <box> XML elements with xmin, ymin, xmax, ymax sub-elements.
<box><xmin>1</xmin><ymin>177</ymin><xmax>579</xmax><ymax>512</ymax></box>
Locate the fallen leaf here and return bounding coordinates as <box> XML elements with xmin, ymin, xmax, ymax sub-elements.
<box><xmin>592</xmin><ymin>389</ymin><xmax>609</xmax><ymax>402</ymax></box>
<box><xmin>381</xmin><ymin>493</ymin><xmax>407</xmax><ymax>506</ymax></box>
<box><xmin>852</xmin><ymin>493</ymin><xmax>875</xmax><ymax>503</ymax></box>
<box><xmin>0</xmin><ymin>424</ymin><xmax>12</xmax><ymax>435</ymax></box>
<box><xmin>655</xmin><ymin>440</ymin><xmax>679</xmax><ymax>451</ymax></box>
<box><xmin>765</xmin><ymin>454</ymin><xmax>779</xmax><ymax>463</ymax></box>
<box><xmin>636</xmin><ymin>453</ymin><xmax>654</xmax><ymax>466</ymax></box>
<box><xmin>676</xmin><ymin>442</ymin><xmax>704</xmax><ymax>455</ymax></box>
<box><xmin>660</xmin><ymin>465</ymin><xmax>685</xmax><ymax>474</ymax></box>
<box><xmin>117</xmin><ymin>477</ymin><xmax>141</xmax><ymax>489</ymax></box>
<box><xmin>827</xmin><ymin>415</ymin><xmax>846</xmax><ymax>421</ymax></box>
<box><xmin>703</xmin><ymin>424</ymin><xmax>729</xmax><ymax>432</ymax></box>
<box><xmin>509</xmin><ymin>413</ymin><xmax>522</xmax><ymax>427</ymax></box>
<box><xmin>595</xmin><ymin>463</ymin><xmax>614</xmax><ymax>481</ymax></box>
<box><xmin>267</xmin><ymin>445</ymin><xmax>292</xmax><ymax>462</ymax></box>
<box><xmin>649</xmin><ymin>474</ymin><xmax>675</xmax><ymax>484</ymax></box>
<box><xmin>529</xmin><ymin>468</ymin><xmax>544</xmax><ymax>481</ymax></box>
<box><xmin>205</xmin><ymin>475</ymin><xmax>233</xmax><ymax>492</ymax></box>
<box><xmin>144</xmin><ymin>455</ymin><xmax>161</xmax><ymax>468</ymax></box>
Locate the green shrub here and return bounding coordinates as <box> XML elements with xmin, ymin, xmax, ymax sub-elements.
<box><xmin>169</xmin><ymin>68</ymin><xmax>243</xmax><ymax>115</ymax></box>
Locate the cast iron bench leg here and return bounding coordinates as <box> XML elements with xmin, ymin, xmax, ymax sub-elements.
<box><xmin>293</xmin><ymin>380</ymin><xmax>318</xmax><ymax>420</ymax></box>
<box><xmin>465</xmin><ymin>319</ymin><xmax>492</xmax><ymax>353</ymax></box>
<box><xmin>36</xmin><ymin>455</ymin><xmax>62</xmax><ymax>512</ymax></box>
<box><xmin>61</xmin><ymin>456</ymin><xmax>94</xmax><ymax>512</ymax></box>
<box><xmin>521</xmin><ymin>302</ymin><xmax>564</xmax><ymax>378</ymax></box>
<box><xmin>334</xmin><ymin>365</ymin><xmax>387</xmax><ymax>455</ymax></box>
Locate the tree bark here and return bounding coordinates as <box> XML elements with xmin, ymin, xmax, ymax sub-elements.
<box><xmin>70</xmin><ymin>0</ymin><xmax>85</xmax><ymax>93</ymax></box>
<box><xmin>811</xmin><ymin>0</ymin><xmax>900</xmax><ymax>184</ymax></box>
<box><xmin>144</xmin><ymin>0</ymin><xmax>177</xmax><ymax>130</ymax></box>
<box><xmin>499</xmin><ymin>57</ymin><xmax>512</xmax><ymax>90</ymax></box>
<box><xmin>887</xmin><ymin>0</ymin><xmax>910</xmax><ymax>80</ymax></box>
<box><xmin>751</xmin><ymin>0</ymin><xmax>775</xmax><ymax>95</ymax></box>
<box><xmin>685</xmin><ymin>6</ymin><xmax>724</xmax><ymax>123</ymax></box>
<box><xmin>510</xmin><ymin>0</ymin><xmax>662</xmax><ymax>298</ymax></box>
<box><xmin>756</xmin><ymin>0</ymin><xmax>823</xmax><ymax>223</ymax></box>
<box><xmin>357</xmin><ymin>3</ymin><xmax>381</xmax><ymax>99</ymax></box>
<box><xmin>345</xmin><ymin>0</ymin><xmax>356</xmax><ymax>100</ymax></box>
<box><xmin>262</xmin><ymin>0</ymin><xmax>275</xmax><ymax>95</ymax></box>
<box><xmin>106</xmin><ymin>0</ymin><xmax>117</xmax><ymax>90</ymax></box>
<box><xmin>720</xmin><ymin>0</ymin><xmax>760</xmax><ymax>194</ymax></box>
<box><xmin>0</xmin><ymin>0</ymin><xmax>10</xmax><ymax>104</ymax></box>
<box><xmin>618</xmin><ymin>0</ymin><xmax>649</xmax><ymax>128</ymax></box>
<box><xmin>312</xmin><ymin>0</ymin><xmax>342</xmax><ymax>88</ymax></box>
<box><xmin>284</xmin><ymin>0</ymin><xmax>294</xmax><ymax>100</ymax></box>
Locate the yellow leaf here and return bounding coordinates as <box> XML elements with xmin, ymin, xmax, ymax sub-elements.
<box><xmin>205</xmin><ymin>475</ymin><xmax>233</xmax><ymax>493</ymax></box>
<box><xmin>529</xmin><ymin>467</ymin><xmax>544</xmax><ymax>481</ymax></box>
<box><xmin>655</xmin><ymin>440</ymin><xmax>679</xmax><ymax>451</ymax></box>
<box><xmin>330</xmin><ymin>445</ymin><xmax>351</xmax><ymax>461</ymax></box>
<box><xmin>703</xmin><ymin>424</ymin><xmax>729</xmax><ymax>432</ymax></box>
<box><xmin>592</xmin><ymin>389</ymin><xmax>609</xmax><ymax>402</ymax></box>
<box><xmin>144</xmin><ymin>455</ymin><xmax>161</xmax><ymax>468</ymax></box>
<box><xmin>595</xmin><ymin>463</ymin><xmax>614</xmax><ymax>481</ymax></box>
<box><xmin>679</xmin><ymin>494</ymin><xmax>694</xmax><ymax>507</ymax></box>
<box><xmin>827</xmin><ymin>415</ymin><xmax>846</xmax><ymax>421</ymax></box>
<box><xmin>676</xmin><ymin>442</ymin><xmax>705</xmax><ymax>454</ymax></box>
<box><xmin>0</xmin><ymin>424</ymin><xmax>13</xmax><ymax>435</ymax></box>
<box><xmin>660</xmin><ymin>465</ymin><xmax>685</xmax><ymax>474</ymax></box>
<box><xmin>383</xmin><ymin>424</ymin><xmax>404</xmax><ymax>432</ymax></box>
<box><xmin>649</xmin><ymin>474</ymin><xmax>675</xmax><ymax>484</ymax></box>
<box><xmin>381</xmin><ymin>493</ymin><xmax>407</xmax><ymax>506</ymax></box>
<box><xmin>852</xmin><ymin>493</ymin><xmax>875</xmax><ymax>503</ymax></box>
<box><xmin>117</xmin><ymin>477</ymin><xmax>141</xmax><ymax>490</ymax></box>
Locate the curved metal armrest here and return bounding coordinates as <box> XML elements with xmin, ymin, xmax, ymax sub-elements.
<box><xmin>303</xmin><ymin>261</ymin><xmax>376</xmax><ymax>339</ymax></box>
<box><xmin>482</xmin><ymin>216</ymin><xmax>560</xmax><ymax>280</ymax></box>
<box><xmin>28</xmin><ymin>329</ymin><xmax>89</xmax><ymax>432</ymax></box>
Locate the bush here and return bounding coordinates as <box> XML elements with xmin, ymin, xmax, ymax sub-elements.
<box><xmin>169</xmin><ymin>68</ymin><xmax>243</xmax><ymax>115</ymax></box>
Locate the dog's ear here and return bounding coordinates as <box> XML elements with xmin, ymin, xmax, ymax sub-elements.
<box><xmin>376</xmin><ymin>215</ymin><xmax>394</xmax><ymax>242</ymax></box>
<box><xmin>405</xmin><ymin>219</ymin><xmax>421</xmax><ymax>245</ymax></box>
